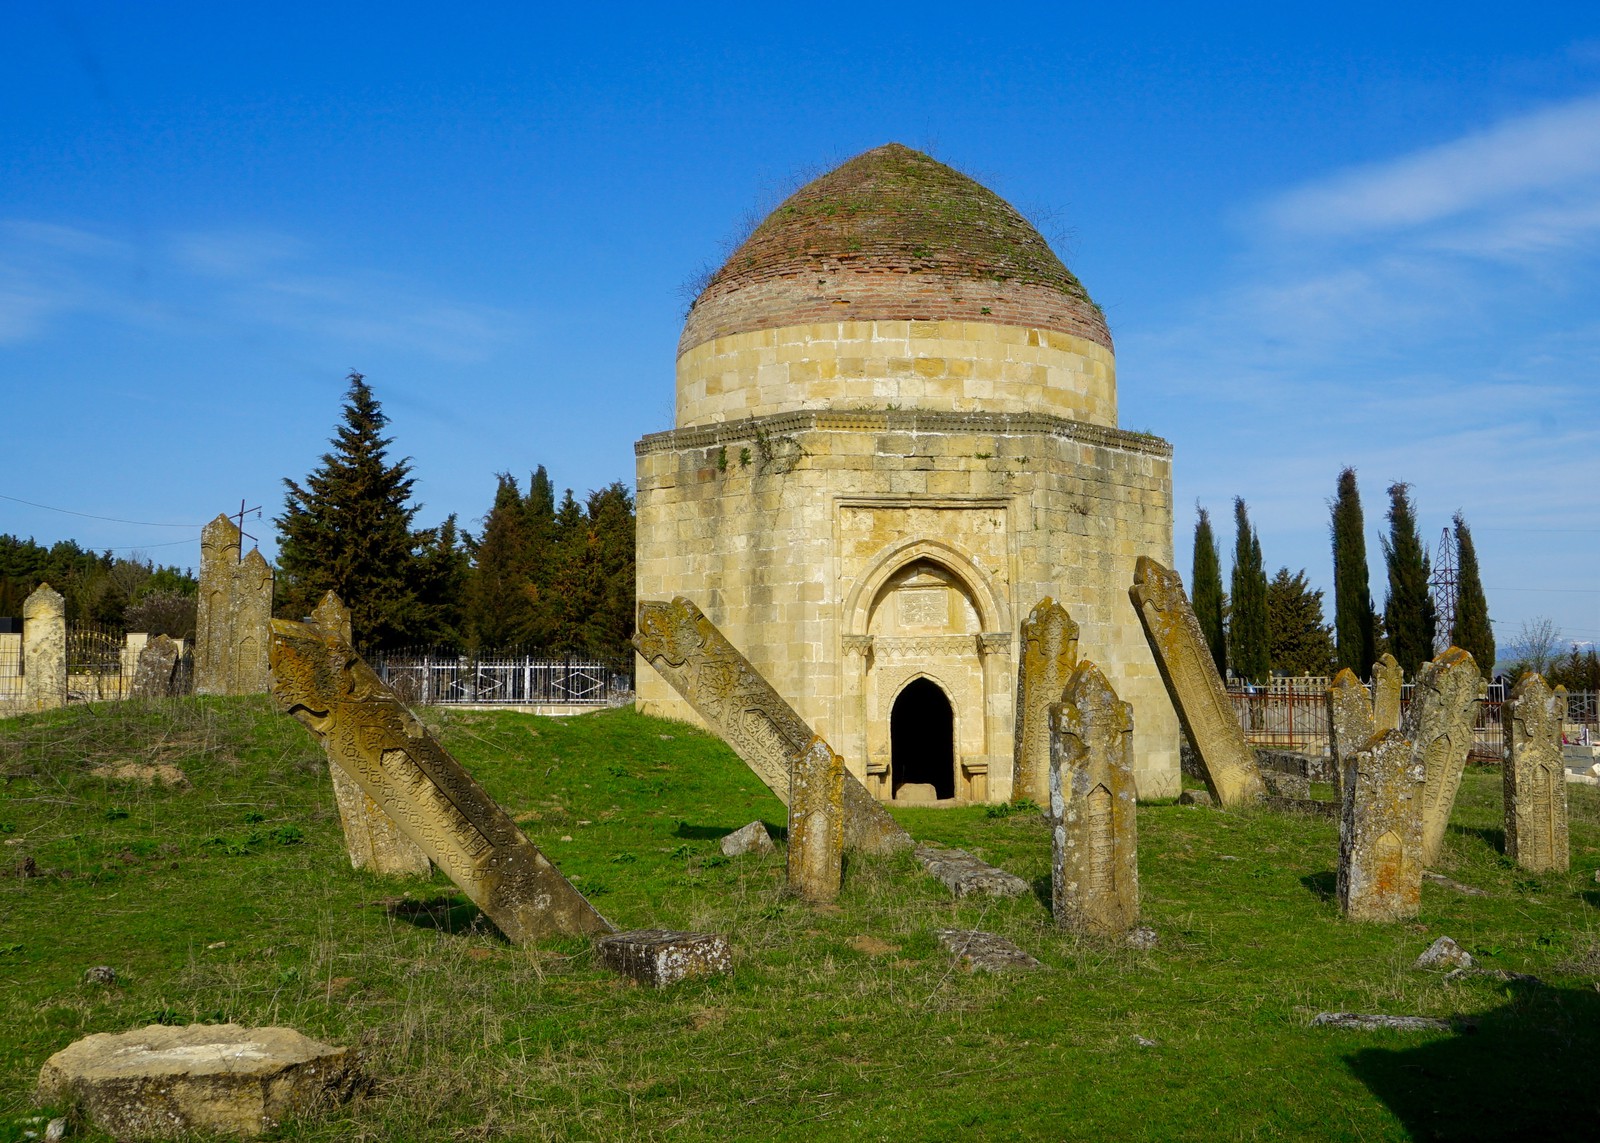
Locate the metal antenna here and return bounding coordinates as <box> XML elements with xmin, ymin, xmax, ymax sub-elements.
<box><xmin>231</xmin><ymin>498</ymin><xmax>262</xmax><ymax>562</ymax></box>
<box><xmin>1428</xmin><ymin>525</ymin><xmax>1458</xmax><ymax>655</ymax></box>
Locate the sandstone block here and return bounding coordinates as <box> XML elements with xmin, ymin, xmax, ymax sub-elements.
<box><xmin>719</xmin><ymin>820</ymin><xmax>775</xmax><ymax>856</ymax></box>
<box><xmin>1504</xmin><ymin>673</ymin><xmax>1569</xmax><ymax>873</ymax></box>
<box><xmin>1338</xmin><ymin>728</ymin><xmax>1424</xmax><ymax>922</ymax></box>
<box><xmin>936</xmin><ymin>929</ymin><xmax>1042</xmax><ymax>972</ymax></box>
<box><xmin>1414</xmin><ymin>936</ymin><xmax>1474</xmax><ymax>970</ymax></box>
<box><xmin>37</xmin><ymin>1023</ymin><xmax>360</xmax><ymax>1139</ymax></box>
<box><xmin>595</xmin><ymin>930</ymin><xmax>731</xmax><ymax>988</ymax></box>
<box><xmin>914</xmin><ymin>843</ymin><xmax>1029</xmax><ymax>897</ymax></box>
<box><xmin>1373</xmin><ymin>653</ymin><xmax>1403</xmax><ymax>732</ymax></box>
<box><xmin>22</xmin><ymin>583</ymin><xmax>66</xmax><ymax>712</ymax></box>
<box><xmin>195</xmin><ymin>515</ymin><xmax>273</xmax><ymax>696</ymax></box>
<box><xmin>1012</xmin><ymin>597</ymin><xmax>1080</xmax><ymax>805</ymax></box>
<box><xmin>1177</xmin><ymin>789</ymin><xmax>1213</xmax><ymax>807</ymax></box>
<box><xmin>1403</xmin><ymin>648</ymin><xmax>1485</xmax><ymax>867</ymax></box>
<box><xmin>1327</xmin><ymin>668</ymin><xmax>1377</xmax><ymax>805</ymax></box>
<box><xmin>788</xmin><ymin>736</ymin><xmax>844</xmax><ymax>902</ymax></box>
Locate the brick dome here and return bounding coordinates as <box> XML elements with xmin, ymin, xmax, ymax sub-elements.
<box><xmin>679</xmin><ymin>143</ymin><xmax>1109</xmax><ymax>357</ymax></box>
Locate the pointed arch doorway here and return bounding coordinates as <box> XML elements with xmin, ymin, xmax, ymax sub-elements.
<box><xmin>890</xmin><ymin>677</ymin><xmax>955</xmax><ymax>800</ymax></box>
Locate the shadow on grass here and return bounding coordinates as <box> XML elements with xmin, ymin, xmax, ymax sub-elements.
<box><xmin>1344</xmin><ymin>981</ymin><xmax>1600</xmax><ymax>1140</ymax></box>
<box><xmin>381</xmin><ymin>894</ymin><xmax>487</xmax><ymax>934</ymax></box>
<box><xmin>673</xmin><ymin>820</ymin><xmax>787</xmax><ymax>842</ymax></box>
<box><xmin>1030</xmin><ymin>874</ymin><xmax>1051</xmax><ymax>912</ymax></box>
<box><xmin>1301</xmin><ymin>871</ymin><xmax>1336</xmax><ymax>901</ymax></box>
<box><xmin>1450</xmin><ymin>822</ymin><xmax>1505</xmax><ymax>855</ymax></box>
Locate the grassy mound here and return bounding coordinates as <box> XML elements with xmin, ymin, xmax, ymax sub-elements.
<box><xmin>2</xmin><ymin>699</ymin><xmax>1599</xmax><ymax>1140</ymax></box>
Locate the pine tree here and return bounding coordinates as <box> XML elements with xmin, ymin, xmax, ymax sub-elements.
<box><xmin>1228</xmin><ymin>497</ymin><xmax>1270</xmax><ymax>684</ymax></box>
<box><xmin>465</xmin><ymin>474</ymin><xmax>538</xmax><ymax>652</ymax></box>
<box><xmin>414</xmin><ymin>514</ymin><xmax>471</xmax><ymax>648</ymax></box>
<box><xmin>578</xmin><ymin>482</ymin><xmax>636</xmax><ymax>667</ymax></box>
<box><xmin>276</xmin><ymin>372</ymin><xmax>427</xmax><ymax>651</ymax></box>
<box><xmin>1381</xmin><ymin>482</ymin><xmax>1436</xmax><ymax>677</ymax></box>
<box><xmin>1191</xmin><ymin>505</ymin><xmax>1227</xmax><ymax>677</ymax></box>
<box><xmin>1450</xmin><ymin>512</ymin><xmax>1494</xmax><ymax>676</ymax></box>
<box><xmin>1266</xmin><ymin>567</ymin><xmax>1335</xmax><ymax>676</ymax></box>
<box><xmin>1330</xmin><ymin>467</ymin><xmax>1377</xmax><ymax>676</ymax></box>
<box><xmin>546</xmin><ymin>489</ymin><xmax>589</xmax><ymax>654</ymax></box>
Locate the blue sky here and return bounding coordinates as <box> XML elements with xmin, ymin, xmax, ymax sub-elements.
<box><xmin>2</xmin><ymin>2</ymin><xmax>1598</xmax><ymax>659</ymax></box>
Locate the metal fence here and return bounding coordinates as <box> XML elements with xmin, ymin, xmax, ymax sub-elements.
<box><xmin>370</xmin><ymin>649</ymin><xmax>632</xmax><ymax>707</ymax></box>
<box><xmin>67</xmin><ymin>622</ymin><xmax>129</xmax><ymax>701</ymax></box>
<box><xmin>0</xmin><ymin>634</ymin><xmax>19</xmax><ymax>704</ymax></box>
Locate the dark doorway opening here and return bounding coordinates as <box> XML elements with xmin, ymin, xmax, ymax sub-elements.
<box><xmin>891</xmin><ymin>678</ymin><xmax>955</xmax><ymax>799</ymax></box>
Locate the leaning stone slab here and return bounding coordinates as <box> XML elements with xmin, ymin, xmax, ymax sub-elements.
<box><xmin>914</xmin><ymin>843</ymin><xmax>1029</xmax><ymax>898</ymax></box>
<box><xmin>787</xmin><ymin>736</ymin><xmax>844</xmax><ymax>902</ymax></box>
<box><xmin>1403</xmin><ymin>647</ymin><xmax>1485</xmax><ymax>867</ymax></box>
<box><xmin>935</xmin><ymin>929</ymin><xmax>1042</xmax><ymax>973</ymax></box>
<box><xmin>1050</xmin><ymin>660</ymin><xmax>1140</xmax><ymax>935</ymax></box>
<box><xmin>37</xmin><ymin>1023</ymin><xmax>360</xmax><ymax>1139</ymax></box>
<box><xmin>1338</xmin><ymin>728</ymin><xmax>1425</xmax><ymax>922</ymax></box>
<box><xmin>1327</xmin><ymin>668</ymin><xmax>1377</xmax><ymax>804</ymax></box>
<box><xmin>1373</xmin><ymin>653</ymin><xmax>1403</xmax><ymax>732</ymax></box>
<box><xmin>1012</xmin><ymin>597</ymin><xmax>1080</xmax><ymax>805</ymax></box>
<box><xmin>595</xmin><ymin>930</ymin><xmax>731</xmax><ymax>988</ymax></box>
<box><xmin>1310</xmin><ymin>1013</ymin><xmax>1453</xmax><ymax>1032</ymax></box>
<box><xmin>129</xmin><ymin>634</ymin><xmax>181</xmax><ymax>699</ymax></box>
<box><xmin>1504</xmin><ymin>673</ymin><xmax>1569</xmax><ymax>873</ymax></box>
<box><xmin>269</xmin><ymin>619</ymin><xmax>610</xmax><ymax>943</ymax></box>
<box><xmin>1129</xmin><ymin>558</ymin><xmax>1265</xmax><ymax>807</ymax></box>
<box><xmin>22</xmin><ymin>583</ymin><xmax>66</xmax><ymax>712</ymax></box>
<box><xmin>720</xmin><ymin>820</ymin><xmax>775</xmax><ymax>856</ymax></box>
<box><xmin>634</xmin><ymin>597</ymin><xmax>910</xmax><ymax>854</ymax></box>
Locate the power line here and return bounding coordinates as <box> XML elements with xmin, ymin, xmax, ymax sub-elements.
<box><xmin>0</xmin><ymin>493</ymin><xmax>205</xmax><ymax>529</ymax></box>
<box><xmin>1485</xmin><ymin>585</ymin><xmax>1600</xmax><ymax>594</ymax></box>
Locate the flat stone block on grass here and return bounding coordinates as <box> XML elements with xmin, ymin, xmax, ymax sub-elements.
<box><xmin>37</xmin><ymin>1023</ymin><xmax>360</xmax><ymax>1140</ymax></box>
<box><xmin>936</xmin><ymin>929</ymin><xmax>1042</xmax><ymax>973</ymax></box>
<box><xmin>596</xmin><ymin>929</ymin><xmax>731</xmax><ymax>988</ymax></box>
<box><xmin>915</xmin><ymin>843</ymin><xmax>1029</xmax><ymax>898</ymax></box>
<box><xmin>720</xmin><ymin>820</ymin><xmax>775</xmax><ymax>856</ymax></box>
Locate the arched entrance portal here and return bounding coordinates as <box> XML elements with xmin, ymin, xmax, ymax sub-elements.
<box><xmin>890</xmin><ymin>678</ymin><xmax>955</xmax><ymax>800</ymax></box>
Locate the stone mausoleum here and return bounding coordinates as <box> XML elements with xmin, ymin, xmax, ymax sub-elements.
<box><xmin>635</xmin><ymin>144</ymin><xmax>1179</xmax><ymax>801</ymax></box>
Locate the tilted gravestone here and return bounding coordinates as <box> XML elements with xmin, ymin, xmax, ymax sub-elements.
<box><xmin>304</xmin><ymin>592</ymin><xmax>431</xmax><ymax>878</ymax></box>
<box><xmin>634</xmin><ymin>596</ymin><xmax>910</xmax><ymax>854</ymax></box>
<box><xmin>1504</xmin><ymin>673</ymin><xmax>1569</xmax><ymax>873</ymax></box>
<box><xmin>268</xmin><ymin>618</ymin><xmax>610</xmax><ymax>943</ymax></box>
<box><xmin>1129</xmin><ymin>557</ymin><xmax>1265</xmax><ymax>807</ymax></box>
<box><xmin>1338</xmin><ymin>728</ymin><xmax>1425</xmax><ymax>922</ymax></box>
<box><xmin>1373</xmin><ymin>653</ymin><xmax>1403</xmax><ymax>733</ymax></box>
<box><xmin>22</xmin><ymin>583</ymin><xmax>66</xmax><ymax>711</ymax></box>
<box><xmin>130</xmin><ymin>634</ymin><xmax>182</xmax><ymax>699</ymax></box>
<box><xmin>195</xmin><ymin>515</ymin><xmax>272</xmax><ymax>696</ymax></box>
<box><xmin>1402</xmin><ymin>647</ymin><xmax>1485</xmax><ymax>867</ymax></box>
<box><xmin>788</xmin><ymin>736</ymin><xmax>845</xmax><ymax>902</ymax></box>
<box><xmin>1327</xmin><ymin>668</ymin><xmax>1377</xmax><ymax>805</ymax></box>
<box><xmin>1049</xmin><ymin>660</ymin><xmax>1140</xmax><ymax>936</ymax></box>
<box><xmin>1012</xmin><ymin>597</ymin><xmax>1080</xmax><ymax>806</ymax></box>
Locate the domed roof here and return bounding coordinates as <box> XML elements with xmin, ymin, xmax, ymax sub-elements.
<box><xmin>680</xmin><ymin>144</ymin><xmax>1109</xmax><ymax>355</ymax></box>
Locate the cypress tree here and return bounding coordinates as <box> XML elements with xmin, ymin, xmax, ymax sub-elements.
<box><xmin>1330</xmin><ymin>467</ymin><xmax>1377</xmax><ymax>676</ymax></box>
<box><xmin>1191</xmin><ymin>505</ymin><xmax>1227</xmax><ymax>677</ymax></box>
<box><xmin>1450</xmin><ymin>512</ymin><xmax>1494</xmax><ymax>675</ymax></box>
<box><xmin>1381</xmin><ymin>482</ymin><xmax>1436</xmax><ymax>676</ymax></box>
<box><xmin>1266</xmin><ymin>567</ymin><xmax>1335</xmax><ymax>676</ymax></box>
<box><xmin>1228</xmin><ymin>497</ymin><xmax>1270</xmax><ymax>684</ymax></box>
<box><xmin>277</xmin><ymin>372</ymin><xmax>426</xmax><ymax>651</ymax></box>
<box><xmin>522</xmin><ymin>466</ymin><xmax>559</xmax><ymax>647</ymax></box>
<box><xmin>577</xmin><ymin>482</ymin><xmax>637</xmax><ymax>667</ymax></box>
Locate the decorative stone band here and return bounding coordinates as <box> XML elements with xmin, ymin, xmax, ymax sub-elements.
<box><xmin>635</xmin><ymin>407</ymin><xmax>1171</xmax><ymax>459</ymax></box>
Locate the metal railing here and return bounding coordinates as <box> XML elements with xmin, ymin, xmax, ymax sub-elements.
<box><xmin>370</xmin><ymin>649</ymin><xmax>632</xmax><ymax>707</ymax></box>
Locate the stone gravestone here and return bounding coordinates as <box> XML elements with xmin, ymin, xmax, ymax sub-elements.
<box><xmin>195</xmin><ymin>514</ymin><xmax>273</xmax><ymax>696</ymax></box>
<box><xmin>1338</xmin><ymin>728</ymin><xmax>1425</xmax><ymax>922</ymax></box>
<box><xmin>1013</xmin><ymin>597</ymin><xmax>1080</xmax><ymax>806</ymax></box>
<box><xmin>1504</xmin><ymin>672</ymin><xmax>1569</xmax><ymax>873</ymax></box>
<box><xmin>1129</xmin><ymin>557</ymin><xmax>1265</xmax><ymax>807</ymax></box>
<box><xmin>130</xmin><ymin>635</ymin><xmax>181</xmax><ymax>698</ymax></box>
<box><xmin>1373</xmin><ymin>653</ymin><xmax>1403</xmax><ymax>732</ymax></box>
<box><xmin>1327</xmin><ymin>668</ymin><xmax>1377</xmax><ymax>804</ymax></box>
<box><xmin>305</xmin><ymin>593</ymin><xmax>431</xmax><ymax>878</ymax></box>
<box><xmin>22</xmin><ymin>583</ymin><xmax>67</xmax><ymax>712</ymax></box>
<box><xmin>268</xmin><ymin>618</ymin><xmax>610</xmax><ymax>943</ymax></box>
<box><xmin>1049</xmin><ymin>660</ymin><xmax>1140</xmax><ymax>936</ymax></box>
<box><xmin>787</xmin><ymin>736</ymin><xmax>845</xmax><ymax>902</ymax></box>
<box><xmin>634</xmin><ymin>596</ymin><xmax>909</xmax><ymax>854</ymax></box>
<box><xmin>1402</xmin><ymin>647</ymin><xmax>1485</xmax><ymax>867</ymax></box>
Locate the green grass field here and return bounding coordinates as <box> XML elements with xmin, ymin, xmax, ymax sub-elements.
<box><xmin>2</xmin><ymin>698</ymin><xmax>1599</xmax><ymax>1140</ymax></box>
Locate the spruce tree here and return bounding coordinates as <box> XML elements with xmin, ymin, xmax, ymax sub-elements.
<box><xmin>1266</xmin><ymin>567</ymin><xmax>1335</xmax><ymax>676</ymax></box>
<box><xmin>522</xmin><ymin>466</ymin><xmax>559</xmax><ymax>647</ymax></box>
<box><xmin>1191</xmin><ymin>505</ymin><xmax>1227</xmax><ymax>677</ymax></box>
<box><xmin>1381</xmin><ymin>482</ymin><xmax>1437</xmax><ymax>677</ymax></box>
<box><xmin>1228</xmin><ymin>497</ymin><xmax>1271</xmax><ymax>684</ymax></box>
<box><xmin>414</xmin><ymin>514</ymin><xmax>471</xmax><ymax>648</ymax></box>
<box><xmin>1450</xmin><ymin>512</ymin><xmax>1494</xmax><ymax>676</ymax></box>
<box><xmin>578</xmin><ymin>482</ymin><xmax>636</xmax><ymax>667</ymax></box>
<box><xmin>1330</xmin><ymin>467</ymin><xmax>1377</xmax><ymax>676</ymax></box>
<box><xmin>277</xmin><ymin>372</ymin><xmax>427</xmax><ymax>651</ymax></box>
<box><xmin>465</xmin><ymin>474</ymin><xmax>537</xmax><ymax>652</ymax></box>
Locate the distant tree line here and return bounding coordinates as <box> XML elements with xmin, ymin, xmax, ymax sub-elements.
<box><xmin>0</xmin><ymin>535</ymin><xmax>198</xmax><ymax>635</ymax></box>
<box><xmin>1192</xmin><ymin>469</ymin><xmax>1495</xmax><ymax>684</ymax></box>
<box><xmin>275</xmin><ymin>373</ymin><xmax>635</xmax><ymax>665</ymax></box>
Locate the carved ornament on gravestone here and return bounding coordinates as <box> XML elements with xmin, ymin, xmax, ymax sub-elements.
<box><xmin>1013</xmin><ymin>597</ymin><xmax>1080</xmax><ymax>806</ymax></box>
<box><xmin>195</xmin><ymin>514</ymin><xmax>273</xmax><ymax>696</ymax></box>
<box><xmin>788</xmin><ymin>736</ymin><xmax>845</xmax><ymax>902</ymax></box>
<box><xmin>1373</xmin><ymin>653</ymin><xmax>1403</xmax><ymax>733</ymax></box>
<box><xmin>1402</xmin><ymin>647</ymin><xmax>1485</xmax><ymax>867</ymax></box>
<box><xmin>1338</xmin><ymin>727</ymin><xmax>1425</xmax><ymax>922</ymax></box>
<box><xmin>1504</xmin><ymin>673</ymin><xmax>1569</xmax><ymax>873</ymax></box>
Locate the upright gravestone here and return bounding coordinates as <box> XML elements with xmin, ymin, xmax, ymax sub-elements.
<box><xmin>1504</xmin><ymin>672</ymin><xmax>1569</xmax><ymax>873</ymax></box>
<box><xmin>22</xmin><ymin>583</ymin><xmax>66</xmax><ymax>712</ymax></box>
<box><xmin>196</xmin><ymin>515</ymin><xmax>273</xmax><ymax>696</ymax></box>
<box><xmin>1373</xmin><ymin>653</ymin><xmax>1403</xmax><ymax>733</ymax></box>
<box><xmin>1049</xmin><ymin>660</ymin><xmax>1140</xmax><ymax>936</ymax></box>
<box><xmin>130</xmin><ymin>634</ymin><xmax>181</xmax><ymax>698</ymax></box>
<box><xmin>309</xmin><ymin>590</ymin><xmax>353</xmax><ymax>644</ymax></box>
<box><xmin>1338</xmin><ymin>728</ymin><xmax>1425</xmax><ymax>922</ymax></box>
<box><xmin>1129</xmin><ymin>557</ymin><xmax>1265</xmax><ymax>807</ymax></box>
<box><xmin>269</xmin><ymin>618</ymin><xmax>611</xmax><ymax>943</ymax></box>
<box><xmin>634</xmin><ymin>596</ymin><xmax>910</xmax><ymax>854</ymax></box>
<box><xmin>1402</xmin><ymin>647</ymin><xmax>1485</xmax><ymax>867</ymax></box>
<box><xmin>787</xmin><ymin>736</ymin><xmax>845</xmax><ymax>902</ymax></box>
<box><xmin>1013</xmin><ymin>598</ymin><xmax>1080</xmax><ymax>806</ymax></box>
<box><xmin>1327</xmin><ymin>668</ymin><xmax>1377</xmax><ymax>804</ymax></box>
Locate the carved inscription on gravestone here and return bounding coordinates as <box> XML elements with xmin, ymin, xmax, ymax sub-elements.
<box><xmin>1373</xmin><ymin>654</ymin><xmax>1403</xmax><ymax>733</ymax></box>
<box><xmin>1049</xmin><ymin>661</ymin><xmax>1139</xmax><ymax>936</ymax></box>
<box><xmin>1012</xmin><ymin>597</ymin><xmax>1080</xmax><ymax>806</ymax></box>
<box><xmin>195</xmin><ymin>515</ymin><xmax>273</xmax><ymax>696</ymax></box>
<box><xmin>1338</xmin><ymin>728</ymin><xmax>1424</xmax><ymax>922</ymax></box>
<box><xmin>1129</xmin><ymin>557</ymin><xmax>1265</xmax><ymax>807</ymax></box>
<box><xmin>1504</xmin><ymin>673</ymin><xmax>1569</xmax><ymax>873</ymax></box>
<box><xmin>22</xmin><ymin>583</ymin><xmax>66</xmax><ymax>712</ymax></box>
<box><xmin>788</xmin><ymin>736</ymin><xmax>845</xmax><ymax>902</ymax></box>
<box><xmin>634</xmin><ymin>597</ymin><xmax>910</xmax><ymax>855</ymax></box>
<box><xmin>1327</xmin><ymin>668</ymin><xmax>1377</xmax><ymax>805</ymax></box>
<box><xmin>1402</xmin><ymin>647</ymin><xmax>1485</xmax><ymax>867</ymax></box>
<box><xmin>269</xmin><ymin>619</ymin><xmax>609</xmax><ymax>942</ymax></box>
